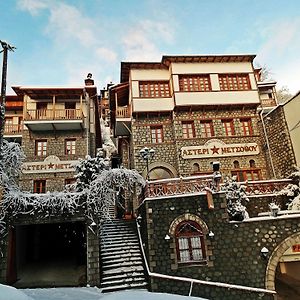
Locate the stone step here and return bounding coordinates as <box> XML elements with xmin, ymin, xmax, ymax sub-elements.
<box><xmin>100</xmin><ymin>277</ymin><xmax>146</xmax><ymax>288</ymax></box>
<box><xmin>101</xmin><ymin>252</ymin><xmax>141</xmax><ymax>262</ymax></box>
<box><xmin>101</xmin><ymin>282</ymin><xmax>148</xmax><ymax>293</ymax></box>
<box><xmin>101</xmin><ymin>271</ymin><xmax>146</xmax><ymax>283</ymax></box>
<box><xmin>100</xmin><ymin>234</ymin><xmax>137</xmax><ymax>241</ymax></box>
<box><xmin>102</xmin><ymin>265</ymin><xmax>144</xmax><ymax>276</ymax></box>
<box><xmin>102</xmin><ymin>259</ymin><xmax>143</xmax><ymax>270</ymax></box>
<box><xmin>101</xmin><ymin>249</ymin><xmax>141</xmax><ymax>259</ymax></box>
<box><xmin>101</xmin><ymin>244</ymin><xmax>140</xmax><ymax>253</ymax></box>
<box><xmin>101</xmin><ymin>240</ymin><xmax>139</xmax><ymax>248</ymax></box>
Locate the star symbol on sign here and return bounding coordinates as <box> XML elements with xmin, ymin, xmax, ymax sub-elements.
<box><xmin>211</xmin><ymin>146</ymin><xmax>220</xmax><ymax>155</ymax></box>
<box><xmin>48</xmin><ymin>163</ymin><xmax>54</xmax><ymax>169</ymax></box>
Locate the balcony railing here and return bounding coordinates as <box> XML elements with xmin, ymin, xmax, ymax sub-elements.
<box><xmin>4</xmin><ymin>124</ymin><xmax>22</xmax><ymax>135</ymax></box>
<box><xmin>143</xmin><ymin>176</ymin><xmax>292</xmax><ymax>199</ymax></box>
<box><xmin>25</xmin><ymin>109</ymin><xmax>83</xmax><ymax>121</ymax></box>
<box><xmin>144</xmin><ymin>175</ymin><xmax>214</xmax><ymax>199</ymax></box>
<box><xmin>116</xmin><ymin>106</ymin><xmax>131</xmax><ymax>118</ymax></box>
<box><xmin>261</xmin><ymin>98</ymin><xmax>277</xmax><ymax>107</ymax></box>
<box><xmin>242</xmin><ymin>179</ymin><xmax>292</xmax><ymax>196</ymax></box>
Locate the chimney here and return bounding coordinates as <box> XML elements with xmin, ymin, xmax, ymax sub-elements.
<box><xmin>85</xmin><ymin>73</ymin><xmax>94</xmax><ymax>86</ymax></box>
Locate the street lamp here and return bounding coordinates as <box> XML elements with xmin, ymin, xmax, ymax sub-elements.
<box><xmin>139</xmin><ymin>147</ymin><xmax>155</xmax><ymax>180</ymax></box>
<box><xmin>0</xmin><ymin>40</ymin><xmax>16</xmax><ymax>157</ymax></box>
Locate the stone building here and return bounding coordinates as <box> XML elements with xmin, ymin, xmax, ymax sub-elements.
<box><xmin>110</xmin><ymin>54</ymin><xmax>270</xmax><ymax>187</ymax></box>
<box><xmin>261</xmin><ymin>91</ymin><xmax>299</xmax><ymax>179</ymax></box>
<box><xmin>1</xmin><ymin>77</ymin><xmax>102</xmax><ymax>288</ymax></box>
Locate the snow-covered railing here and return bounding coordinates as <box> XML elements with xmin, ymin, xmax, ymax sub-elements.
<box><xmin>242</xmin><ymin>179</ymin><xmax>292</xmax><ymax>196</ymax></box>
<box><xmin>144</xmin><ymin>175</ymin><xmax>214</xmax><ymax>199</ymax></box>
<box><xmin>135</xmin><ymin>220</ymin><xmax>276</xmax><ymax>297</ymax></box>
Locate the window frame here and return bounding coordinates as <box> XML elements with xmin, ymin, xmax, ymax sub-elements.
<box><xmin>231</xmin><ymin>169</ymin><xmax>261</xmax><ymax>181</ymax></box>
<box><xmin>35</xmin><ymin>139</ymin><xmax>47</xmax><ymax>156</ymax></box>
<box><xmin>175</xmin><ymin>221</ymin><xmax>206</xmax><ymax>264</ymax></box>
<box><xmin>65</xmin><ymin>138</ymin><xmax>76</xmax><ymax>155</ymax></box>
<box><xmin>219</xmin><ymin>73</ymin><xmax>251</xmax><ymax>91</ymax></box>
<box><xmin>34</xmin><ymin>179</ymin><xmax>46</xmax><ymax>193</ymax></box>
<box><xmin>178</xmin><ymin>74</ymin><xmax>211</xmax><ymax>92</ymax></box>
<box><xmin>182</xmin><ymin>121</ymin><xmax>196</xmax><ymax>139</ymax></box>
<box><xmin>139</xmin><ymin>81</ymin><xmax>171</xmax><ymax>98</ymax></box>
<box><xmin>240</xmin><ymin>118</ymin><xmax>253</xmax><ymax>136</ymax></box>
<box><xmin>200</xmin><ymin>120</ymin><xmax>215</xmax><ymax>138</ymax></box>
<box><xmin>222</xmin><ymin>119</ymin><xmax>235</xmax><ymax>136</ymax></box>
<box><xmin>150</xmin><ymin>125</ymin><xmax>164</xmax><ymax>143</ymax></box>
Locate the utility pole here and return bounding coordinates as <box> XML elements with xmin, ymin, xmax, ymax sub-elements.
<box><xmin>0</xmin><ymin>40</ymin><xmax>16</xmax><ymax>159</ymax></box>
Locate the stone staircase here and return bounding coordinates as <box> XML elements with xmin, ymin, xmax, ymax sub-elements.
<box><xmin>99</xmin><ymin>219</ymin><xmax>148</xmax><ymax>293</ymax></box>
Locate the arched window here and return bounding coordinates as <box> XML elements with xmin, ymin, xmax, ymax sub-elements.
<box><xmin>148</xmin><ymin>167</ymin><xmax>173</xmax><ymax>180</ymax></box>
<box><xmin>249</xmin><ymin>159</ymin><xmax>256</xmax><ymax>168</ymax></box>
<box><xmin>175</xmin><ymin>221</ymin><xmax>206</xmax><ymax>263</ymax></box>
<box><xmin>233</xmin><ymin>160</ymin><xmax>240</xmax><ymax>169</ymax></box>
<box><xmin>192</xmin><ymin>163</ymin><xmax>200</xmax><ymax>173</ymax></box>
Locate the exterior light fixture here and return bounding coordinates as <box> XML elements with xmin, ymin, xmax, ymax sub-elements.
<box><xmin>212</xmin><ymin>161</ymin><xmax>222</xmax><ymax>191</ymax></box>
<box><xmin>269</xmin><ymin>203</ymin><xmax>280</xmax><ymax>217</ymax></box>
<box><xmin>137</xmin><ymin>215</ymin><xmax>142</xmax><ymax>224</ymax></box>
<box><xmin>208</xmin><ymin>231</ymin><xmax>215</xmax><ymax>240</ymax></box>
<box><xmin>261</xmin><ymin>247</ymin><xmax>269</xmax><ymax>259</ymax></box>
<box><xmin>139</xmin><ymin>147</ymin><xmax>155</xmax><ymax>180</ymax></box>
<box><xmin>164</xmin><ymin>234</ymin><xmax>171</xmax><ymax>240</ymax></box>
<box><xmin>90</xmin><ymin>221</ymin><xmax>97</xmax><ymax>227</ymax></box>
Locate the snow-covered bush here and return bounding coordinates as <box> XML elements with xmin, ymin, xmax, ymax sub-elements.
<box><xmin>221</xmin><ymin>176</ymin><xmax>249</xmax><ymax>221</ymax></box>
<box><xmin>278</xmin><ymin>167</ymin><xmax>300</xmax><ymax>210</ymax></box>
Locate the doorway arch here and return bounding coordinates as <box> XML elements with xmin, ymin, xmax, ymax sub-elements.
<box><xmin>265</xmin><ymin>232</ymin><xmax>300</xmax><ymax>290</ymax></box>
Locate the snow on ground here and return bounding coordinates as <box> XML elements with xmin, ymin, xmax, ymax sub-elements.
<box><xmin>0</xmin><ymin>285</ymin><xmax>208</xmax><ymax>300</ymax></box>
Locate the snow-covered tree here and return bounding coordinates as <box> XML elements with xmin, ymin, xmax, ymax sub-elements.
<box><xmin>0</xmin><ymin>144</ymin><xmax>146</xmax><ymax>243</ymax></box>
<box><xmin>222</xmin><ymin>176</ymin><xmax>249</xmax><ymax>221</ymax></box>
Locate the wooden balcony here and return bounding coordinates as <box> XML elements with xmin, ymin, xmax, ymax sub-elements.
<box><xmin>116</xmin><ymin>106</ymin><xmax>131</xmax><ymax>118</ymax></box>
<box><xmin>4</xmin><ymin>124</ymin><xmax>23</xmax><ymax>136</ymax></box>
<box><xmin>24</xmin><ymin>109</ymin><xmax>84</xmax><ymax>131</ymax></box>
<box><xmin>261</xmin><ymin>98</ymin><xmax>277</xmax><ymax>108</ymax></box>
<box><xmin>115</xmin><ymin>106</ymin><xmax>131</xmax><ymax>136</ymax></box>
<box><xmin>144</xmin><ymin>175</ymin><xmax>214</xmax><ymax>199</ymax></box>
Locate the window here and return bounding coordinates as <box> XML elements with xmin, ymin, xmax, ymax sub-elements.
<box><xmin>34</xmin><ymin>180</ymin><xmax>46</xmax><ymax>193</ymax></box>
<box><xmin>193</xmin><ymin>163</ymin><xmax>200</xmax><ymax>173</ymax></box>
<box><xmin>139</xmin><ymin>81</ymin><xmax>170</xmax><ymax>98</ymax></box>
<box><xmin>150</xmin><ymin>126</ymin><xmax>163</xmax><ymax>143</ymax></box>
<box><xmin>231</xmin><ymin>169</ymin><xmax>261</xmax><ymax>181</ymax></box>
<box><xmin>175</xmin><ymin>221</ymin><xmax>206</xmax><ymax>263</ymax></box>
<box><xmin>240</xmin><ymin>118</ymin><xmax>253</xmax><ymax>136</ymax></box>
<box><xmin>65</xmin><ymin>138</ymin><xmax>76</xmax><ymax>155</ymax></box>
<box><xmin>182</xmin><ymin>121</ymin><xmax>195</xmax><ymax>138</ymax></box>
<box><xmin>233</xmin><ymin>160</ymin><xmax>240</xmax><ymax>169</ymax></box>
<box><xmin>65</xmin><ymin>178</ymin><xmax>76</xmax><ymax>186</ymax></box>
<box><xmin>179</xmin><ymin>75</ymin><xmax>211</xmax><ymax>92</ymax></box>
<box><xmin>249</xmin><ymin>159</ymin><xmax>256</xmax><ymax>168</ymax></box>
<box><xmin>200</xmin><ymin>120</ymin><xmax>214</xmax><ymax>138</ymax></box>
<box><xmin>219</xmin><ymin>74</ymin><xmax>251</xmax><ymax>91</ymax></box>
<box><xmin>35</xmin><ymin>140</ymin><xmax>47</xmax><ymax>156</ymax></box>
<box><xmin>222</xmin><ymin>119</ymin><xmax>235</xmax><ymax>136</ymax></box>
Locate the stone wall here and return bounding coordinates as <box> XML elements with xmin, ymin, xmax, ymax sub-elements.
<box><xmin>261</xmin><ymin>106</ymin><xmax>297</xmax><ymax>178</ymax></box>
<box><xmin>138</xmin><ymin>192</ymin><xmax>300</xmax><ymax>300</ymax></box>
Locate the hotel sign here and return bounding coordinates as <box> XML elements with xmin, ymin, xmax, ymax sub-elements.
<box><xmin>22</xmin><ymin>155</ymin><xmax>78</xmax><ymax>174</ymax></box>
<box><xmin>181</xmin><ymin>139</ymin><xmax>259</xmax><ymax>159</ymax></box>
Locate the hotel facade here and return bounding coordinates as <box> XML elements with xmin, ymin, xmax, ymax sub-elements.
<box><xmin>110</xmin><ymin>54</ymin><xmax>271</xmax><ymax>183</ymax></box>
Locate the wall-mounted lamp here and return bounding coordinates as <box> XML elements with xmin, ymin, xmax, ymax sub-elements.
<box><xmin>164</xmin><ymin>234</ymin><xmax>171</xmax><ymax>241</ymax></box>
<box><xmin>90</xmin><ymin>221</ymin><xmax>97</xmax><ymax>227</ymax></box>
<box><xmin>269</xmin><ymin>203</ymin><xmax>280</xmax><ymax>217</ymax></box>
<box><xmin>261</xmin><ymin>247</ymin><xmax>269</xmax><ymax>259</ymax></box>
<box><xmin>140</xmin><ymin>147</ymin><xmax>155</xmax><ymax>180</ymax></box>
<box><xmin>208</xmin><ymin>231</ymin><xmax>215</xmax><ymax>240</ymax></box>
<box><xmin>137</xmin><ymin>215</ymin><xmax>142</xmax><ymax>224</ymax></box>
<box><xmin>169</xmin><ymin>206</ymin><xmax>175</xmax><ymax>211</ymax></box>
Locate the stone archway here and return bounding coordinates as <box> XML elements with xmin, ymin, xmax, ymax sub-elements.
<box><xmin>266</xmin><ymin>232</ymin><xmax>300</xmax><ymax>290</ymax></box>
<box><xmin>142</xmin><ymin>162</ymin><xmax>178</xmax><ymax>180</ymax></box>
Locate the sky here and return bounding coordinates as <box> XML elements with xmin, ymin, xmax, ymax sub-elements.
<box><xmin>1</xmin><ymin>0</ymin><xmax>300</xmax><ymax>94</ymax></box>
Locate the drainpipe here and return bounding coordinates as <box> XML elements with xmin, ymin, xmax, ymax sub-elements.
<box><xmin>260</xmin><ymin>109</ymin><xmax>276</xmax><ymax>178</ymax></box>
